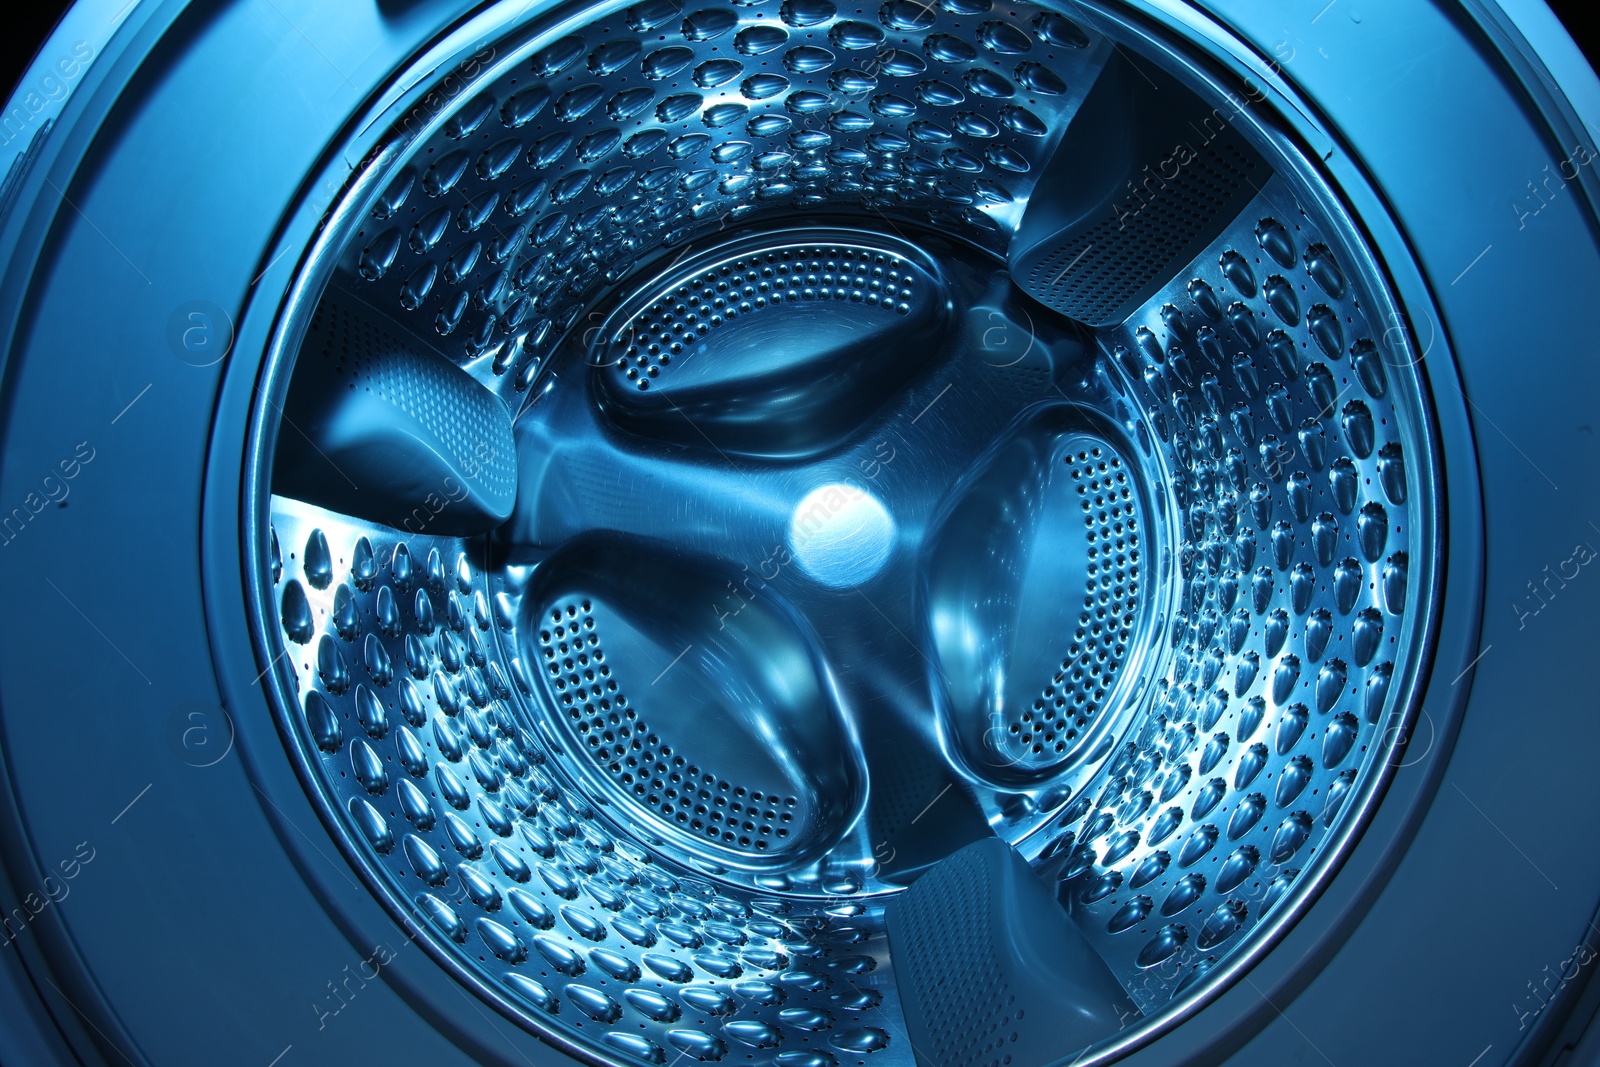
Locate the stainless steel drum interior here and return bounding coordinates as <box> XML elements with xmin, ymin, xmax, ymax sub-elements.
<box><xmin>246</xmin><ymin>0</ymin><xmax>1438</xmax><ymax>1063</ymax></box>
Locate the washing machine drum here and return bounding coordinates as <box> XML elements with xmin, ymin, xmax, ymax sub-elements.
<box><xmin>0</xmin><ymin>1</ymin><xmax>1596</xmax><ymax>1066</ymax></box>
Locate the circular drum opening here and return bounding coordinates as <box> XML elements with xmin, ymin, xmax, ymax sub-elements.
<box><xmin>247</xmin><ymin>0</ymin><xmax>1438</xmax><ymax>1063</ymax></box>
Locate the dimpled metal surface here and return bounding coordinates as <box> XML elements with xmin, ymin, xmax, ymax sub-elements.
<box><xmin>1028</xmin><ymin>178</ymin><xmax>1429</xmax><ymax>1009</ymax></box>
<box><xmin>339</xmin><ymin>0</ymin><xmax>1110</xmax><ymax>384</ymax></box>
<box><xmin>271</xmin><ymin>501</ymin><xmax>909</xmax><ymax>1066</ymax></box>
<box><xmin>259</xmin><ymin>0</ymin><xmax>1436</xmax><ymax>1061</ymax></box>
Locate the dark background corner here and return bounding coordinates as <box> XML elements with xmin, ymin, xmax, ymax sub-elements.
<box><xmin>1545</xmin><ymin>0</ymin><xmax>1600</xmax><ymax>72</ymax></box>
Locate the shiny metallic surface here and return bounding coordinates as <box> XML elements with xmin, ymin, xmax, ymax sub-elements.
<box><xmin>273</xmin><ymin>288</ymin><xmax>520</xmax><ymax>534</ymax></box>
<box><xmin>522</xmin><ymin>531</ymin><xmax>870</xmax><ymax>868</ymax></box>
<box><xmin>592</xmin><ymin>229</ymin><xmax>955</xmax><ymax>459</ymax></box>
<box><xmin>924</xmin><ymin>408</ymin><xmax>1155</xmax><ymax>788</ymax></box>
<box><xmin>247</xmin><ymin>0</ymin><xmax>1439</xmax><ymax>1063</ymax></box>
<box><xmin>789</xmin><ymin>483</ymin><xmax>897</xmax><ymax>588</ymax></box>
<box><xmin>1026</xmin><ymin>176</ymin><xmax>1433</xmax><ymax>1013</ymax></box>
